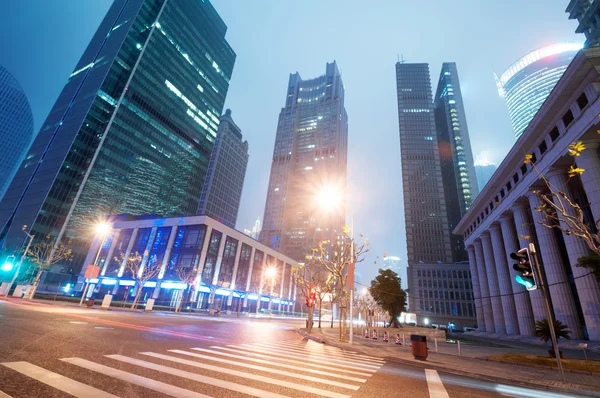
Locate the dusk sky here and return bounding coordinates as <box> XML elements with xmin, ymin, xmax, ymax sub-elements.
<box><xmin>0</xmin><ymin>0</ymin><xmax>581</xmax><ymax>284</ymax></box>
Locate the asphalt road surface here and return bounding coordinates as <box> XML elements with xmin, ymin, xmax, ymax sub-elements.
<box><xmin>0</xmin><ymin>298</ymin><xmax>582</xmax><ymax>397</ymax></box>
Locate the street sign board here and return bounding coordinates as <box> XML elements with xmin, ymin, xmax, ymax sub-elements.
<box><xmin>84</xmin><ymin>264</ymin><xmax>100</xmax><ymax>279</ymax></box>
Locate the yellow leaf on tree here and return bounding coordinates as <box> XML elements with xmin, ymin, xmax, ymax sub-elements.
<box><xmin>568</xmin><ymin>141</ymin><xmax>586</xmax><ymax>157</ymax></box>
<box><xmin>568</xmin><ymin>165</ymin><xmax>585</xmax><ymax>177</ymax></box>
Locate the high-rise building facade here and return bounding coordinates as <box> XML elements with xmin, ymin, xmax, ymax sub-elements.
<box><xmin>0</xmin><ymin>0</ymin><xmax>236</xmax><ymax>273</ymax></box>
<box><xmin>396</xmin><ymin>62</ymin><xmax>452</xmax><ymax>264</ymax></box>
<box><xmin>495</xmin><ymin>43</ymin><xmax>582</xmax><ymax>139</ymax></box>
<box><xmin>434</xmin><ymin>63</ymin><xmax>478</xmax><ymax>262</ymax></box>
<box><xmin>261</xmin><ymin>62</ymin><xmax>348</xmax><ymax>262</ymax></box>
<box><xmin>197</xmin><ymin>109</ymin><xmax>248</xmax><ymax>228</ymax></box>
<box><xmin>474</xmin><ymin>163</ymin><xmax>498</xmax><ymax>191</ymax></box>
<box><xmin>0</xmin><ymin>65</ymin><xmax>34</xmax><ymax>202</ymax></box>
<box><xmin>567</xmin><ymin>0</ymin><xmax>600</xmax><ymax>47</ymax></box>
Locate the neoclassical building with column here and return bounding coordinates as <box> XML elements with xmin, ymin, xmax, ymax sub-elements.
<box><xmin>81</xmin><ymin>214</ymin><xmax>298</xmax><ymax>314</ymax></box>
<box><xmin>454</xmin><ymin>47</ymin><xmax>600</xmax><ymax>341</ymax></box>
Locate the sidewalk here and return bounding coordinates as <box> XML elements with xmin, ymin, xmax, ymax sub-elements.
<box><xmin>299</xmin><ymin>326</ymin><xmax>600</xmax><ymax>397</ymax></box>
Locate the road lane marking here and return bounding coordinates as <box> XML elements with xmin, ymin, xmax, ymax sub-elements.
<box><xmin>425</xmin><ymin>369</ymin><xmax>450</xmax><ymax>398</ymax></box>
<box><xmin>61</xmin><ymin>357</ymin><xmax>211</xmax><ymax>398</ymax></box>
<box><xmin>264</xmin><ymin>341</ymin><xmax>385</xmax><ymax>363</ymax></box>
<box><xmin>249</xmin><ymin>343</ymin><xmax>383</xmax><ymax>368</ymax></box>
<box><xmin>2</xmin><ymin>361</ymin><xmax>116</xmax><ymax>398</ymax></box>
<box><xmin>138</xmin><ymin>352</ymin><xmax>352</xmax><ymax>398</ymax></box>
<box><xmin>274</xmin><ymin>340</ymin><xmax>384</xmax><ymax>360</ymax></box>
<box><xmin>103</xmin><ymin>355</ymin><xmax>290</xmax><ymax>398</ymax></box>
<box><xmin>232</xmin><ymin>344</ymin><xmax>380</xmax><ymax>372</ymax></box>
<box><xmin>0</xmin><ymin>390</ymin><xmax>12</xmax><ymax>398</ymax></box>
<box><xmin>69</xmin><ymin>321</ymin><xmax>88</xmax><ymax>324</ymax></box>
<box><xmin>211</xmin><ymin>346</ymin><xmax>374</xmax><ymax>377</ymax></box>
<box><xmin>252</xmin><ymin>342</ymin><xmax>384</xmax><ymax>364</ymax></box>
<box><xmin>188</xmin><ymin>347</ymin><xmax>367</xmax><ymax>382</ymax></box>
<box><xmin>168</xmin><ymin>349</ymin><xmax>361</xmax><ymax>389</ymax></box>
<box><xmin>94</xmin><ymin>327</ymin><xmax>113</xmax><ymax>330</ymax></box>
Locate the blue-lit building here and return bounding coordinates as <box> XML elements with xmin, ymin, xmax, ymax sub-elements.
<box><xmin>495</xmin><ymin>43</ymin><xmax>582</xmax><ymax>139</ymax></box>
<box><xmin>0</xmin><ymin>0</ymin><xmax>236</xmax><ymax>274</ymax></box>
<box><xmin>83</xmin><ymin>214</ymin><xmax>298</xmax><ymax>313</ymax></box>
<box><xmin>0</xmin><ymin>65</ymin><xmax>34</xmax><ymax>202</ymax></box>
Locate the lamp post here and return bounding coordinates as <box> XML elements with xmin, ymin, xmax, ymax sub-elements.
<box><xmin>4</xmin><ymin>226</ymin><xmax>35</xmax><ymax>297</ymax></box>
<box><xmin>79</xmin><ymin>222</ymin><xmax>111</xmax><ymax>306</ymax></box>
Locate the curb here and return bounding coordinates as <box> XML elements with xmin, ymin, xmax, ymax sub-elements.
<box><xmin>484</xmin><ymin>357</ymin><xmax>600</xmax><ymax>378</ymax></box>
<box><xmin>297</xmin><ymin>329</ymin><xmax>600</xmax><ymax>397</ymax></box>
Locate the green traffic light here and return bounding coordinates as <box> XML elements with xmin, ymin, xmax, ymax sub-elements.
<box><xmin>516</xmin><ymin>275</ymin><xmax>535</xmax><ymax>289</ymax></box>
<box><xmin>1</xmin><ymin>261</ymin><xmax>14</xmax><ymax>272</ymax></box>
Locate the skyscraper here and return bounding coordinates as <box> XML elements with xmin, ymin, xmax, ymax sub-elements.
<box><xmin>0</xmin><ymin>0</ymin><xmax>236</xmax><ymax>272</ymax></box>
<box><xmin>434</xmin><ymin>63</ymin><xmax>478</xmax><ymax>262</ymax></box>
<box><xmin>396</xmin><ymin>62</ymin><xmax>452</xmax><ymax>265</ymax></box>
<box><xmin>0</xmin><ymin>65</ymin><xmax>34</xmax><ymax>202</ymax></box>
<box><xmin>474</xmin><ymin>162</ymin><xmax>497</xmax><ymax>191</ymax></box>
<box><xmin>566</xmin><ymin>0</ymin><xmax>600</xmax><ymax>47</ymax></box>
<box><xmin>495</xmin><ymin>43</ymin><xmax>582</xmax><ymax>138</ymax></box>
<box><xmin>197</xmin><ymin>109</ymin><xmax>249</xmax><ymax>228</ymax></box>
<box><xmin>261</xmin><ymin>62</ymin><xmax>348</xmax><ymax>262</ymax></box>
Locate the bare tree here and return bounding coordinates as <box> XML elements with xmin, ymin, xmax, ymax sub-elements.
<box><xmin>27</xmin><ymin>236</ymin><xmax>73</xmax><ymax>299</ymax></box>
<box><xmin>290</xmin><ymin>261</ymin><xmax>330</xmax><ymax>333</ymax></box>
<box><xmin>175</xmin><ymin>265</ymin><xmax>199</xmax><ymax>313</ymax></box>
<box><xmin>308</xmin><ymin>227</ymin><xmax>369</xmax><ymax>342</ymax></box>
<box><xmin>527</xmin><ymin>141</ymin><xmax>600</xmax><ymax>281</ymax></box>
<box><xmin>116</xmin><ymin>251</ymin><xmax>161</xmax><ymax>310</ymax></box>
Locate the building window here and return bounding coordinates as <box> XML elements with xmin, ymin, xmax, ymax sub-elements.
<box><xmin>500</xmin><ymin>189</ymin><xmax>505</xmax><ymax>198</ymax></box>
<box><xmin>550</xmin><ymin>126</ymin><xmax>560</xmax><ymax>142</ymax></box>
<box><xmin>539</xmin><ymin>140</ymin><xmax>547</xmax><ymax>155</ymax></box>
<box><xmin>562</xmin><ymin>109</ymin><xmax>574</xmax><ymax>127</ymax></box>
<box><xmin>577</xmin><ymin>93</ymin><xmax>589</xmax><ymax>110</ymax></box>
<box><xmin>513</xmin><ymin>173</ymin><xmax>519</xmax><ymax>184</ymax></box>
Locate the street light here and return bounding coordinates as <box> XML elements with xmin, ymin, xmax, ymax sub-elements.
<box><xmin>3</xmin><ymin>226</ymin><xmax>35</xmax><ymax>297</ymax></box>
<box><xmin>79</xmin><ymin>221</ymin><xmax>112</xmax><ymax>305</ymax></box>
<box><xmin>1</xmin><ymin>256</ymin><xmax>15</xmax><ymax>272</ymax></box>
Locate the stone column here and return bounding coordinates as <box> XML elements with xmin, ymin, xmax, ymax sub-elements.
<box><xmin>473</xmin><ymin>240</ymin><xmax>494</xmax><ymax>332</ymax></box>
<box><xmin>526</xmin><ymin>191</ymin><xmax>584</xmax><ymax>339</ymax></box>
<box><xmin>547</xmin><ymin>168</ymin><xmax>600</xmax><ymax>341</ymax></box>
<box><xmin>227</xmin><ymin>241</ymin><xmax>244</xmax><ymax>311</ymax></box>
<box><xmin>489</xmin><ymin>224</ymin><xmax>519</xmax><ymax>335</ymax></box>
<box><xmin>139</xmin><ymin>227</ymin><xmax>158</xmax><ymax>277</ymax></box>
<box><xmin>211</xmin><ymin>234</ymin><xmax>228</xmax><ymax>286</ymax></box>
<box><xmin>499</xmin><ymin>214</ymin><xmax>535</xmax><ymax>335</ymax></box>
<box><xmin>511</xmin><ymin>204</ymin><xmax>547</xmax><ymax>322</ymax></box>
<box><xmin>480</xmin><ymin>232</ymin><xmax>506</xmax><ymax>334</ymax></box>
<box><xmin>576</xmin><ymin>141</ymin><xmax>600</xmax><ymax>220</ymax></box>
<box><xmin>195</xmin><ymin>226</ymin><xmax>213</xmax><ymax>280</ymax></box>
<box><xmin>158</xmin><ymin>225</ymin><xmax>178</xmax><ymax>280</ymax></box>
<box><xmin>466</xmin><ymin>246</ymin><xmax>485</xmax><ymax>330</ymax></box>
<box><xmin>242</xmin><ymin>247</ymin><xmax>256</xmax><ymax>311</ymax></box>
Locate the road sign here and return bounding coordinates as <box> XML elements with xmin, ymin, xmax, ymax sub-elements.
<box><xmin>84</xmin><ymin>264</ymin><xmax>100</xmax><ymax>279</ymax></box>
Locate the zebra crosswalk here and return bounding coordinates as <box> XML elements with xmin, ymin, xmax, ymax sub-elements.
<box><xmin>1</xmin><ymin>339</ymin><xmax>385</xmax><ymax>397</ymax></box>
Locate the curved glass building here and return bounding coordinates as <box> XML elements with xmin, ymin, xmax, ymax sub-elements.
<box><xmin>495</xmin><ymin>43</ymin><xmax>583</xmax><ymax>139</ymax></box>
<box><xmin>0</xmin><ymin>65</ymin><xmax>33</xmax><ymax>201</ymax></box>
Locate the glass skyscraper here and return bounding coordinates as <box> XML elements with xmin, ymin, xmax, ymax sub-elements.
<box><xmin>0</xmin><ymin>65</ymin><xmax>34</xmax><ymax>202</ymax></box>
<box><xmin>0</xmin><ymin>0</ymin><xmax>235</xmax><ymax>273</ymax></box>
<box><xmin>396</xmin><ymin>62</ymin><xmax>453</xmax><ymax>265</ymax></box>
<box><xmin>434</xmin><ymin>62</ymin><xmax>478</xmax><ymax>262</ymax></box>
<box><xmin>197</xmin><ymin>109</ymin><xmax>249</xmax><ymax>229</ymax></box>
<box><xmin>567</xmin><ymin>0</ymin><xmax>600</xmax><ymax>47</ymax></box>
<box><xmin>261</xmin><ymin>62</ymin><xmax>348</xmax><ymax>262</ymax></box>
<box><xmin>495</xmin><ymin>43</ymin><xmax>582</xmax><ymax>139</ymax></box>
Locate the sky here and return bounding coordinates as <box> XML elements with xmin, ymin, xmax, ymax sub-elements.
<box><xmin>0</xmin><ymin>0</ymin><xmax>582</xmax><ymax>284</ymax></box>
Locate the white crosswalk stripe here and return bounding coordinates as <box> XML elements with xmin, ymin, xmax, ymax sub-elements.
<box><xmin>0</xmin><ymin>339</ymin><xmax>390</xmax><ymax>398</ymax></box>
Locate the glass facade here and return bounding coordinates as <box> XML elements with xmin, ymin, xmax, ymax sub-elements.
<box><xmin>0</xmin><ymin>65</ymin><xmax>34</xmax><ymax>203</ymax></box>
<box><xmin>261</xmin><ymin>62</ymin><xmax>348</xmax><ymax>262</ymax></box>
<box><xmin>434</xmin><ymin>63</ymin><xmax>478</xmax><ymax>262</ymax></box>
<box><xmin>0</xmin><ymin>0</ymin><xmax>236</xmax><ymax>275</ymax></box>
<box><xmin>197</xmin><ymin>109</ymin><xmax>248</xmax><ymax>228</ymax></box>
<box><xmin>82</xmin><ymin>215</ymin><xmax>296</xmax><ymax>313</ymax></box>
<box><xmin>495</xmin><ymin>43</ymin><xmax>582</xmax><ymax>139</ymax></box>
<box><xmin>396</xmin><ymin>63</ymin><xmax>453</xmax><ymax>264</ymax></box>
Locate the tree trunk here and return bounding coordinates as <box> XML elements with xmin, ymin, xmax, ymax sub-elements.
<box><xmin>389</xmin><ymin>314</ymin><xmax>401</xmax><ymax>328</ymax></box>
<box><xmin>307</xmin><ymin>306</ymin><xmax>314</xmax><ymax>333</ymax></box>
<box><xmin>318</xmin><ymin>298</ymin><xmax>322</xmax><ymax>329</ymax></box>
<box><xmin>330</xmin><ymin>299</ymin><xmax>334</xmax><ymax>328</ymax></box>
<box><xmin>175</xmin><ymin>289</ymin><xmax>184</xmax><ymax>313</ymax></box>
<box><xmin>131</xmin><ymin>286</ymin><xmax>143</xmax><ymax>311</ymax></box>
<box><xmin>28</xmin><ymin>269</ymin><xmax>44</xmax><ymax>300</ymax></box>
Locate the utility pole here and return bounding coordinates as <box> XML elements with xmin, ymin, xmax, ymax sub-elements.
<box><xmin>5</xmin><ymin>226</ymin><xmax>34</xmax><ymax>297</ymax></box>
<box><xmin>529</xmin><ymin>242</ymin><xmax>565</xmax><ymax>382</ymax></box>
<box><xmin>349</xmin><ymin>216</ymin><xmax>354</xmax><ymax>344</ymax></box>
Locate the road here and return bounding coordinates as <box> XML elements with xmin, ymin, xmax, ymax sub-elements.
<box><xmin>0</xmin><ymin>298</ymin><xmax>582</xmax><ymax>397</ymax></box>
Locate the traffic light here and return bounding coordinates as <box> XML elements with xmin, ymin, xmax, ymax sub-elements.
<box><xmin>1</xmin><ymin>255</ymin><xmax>15</xmax><ymax>272</ymax></box>
<box><xmin>510</xmin><ymin>248</ymin><xmax>537</xmax><ymax>291</ymax></box>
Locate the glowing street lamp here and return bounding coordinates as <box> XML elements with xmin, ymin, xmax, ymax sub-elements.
<box><xmin>315</xmin><ymin>186</ymin><xmax>343</xmax><ymax>212</ymax></box>
<box><xmin>1</xmin><ymin>255</ymin><xmax>15</xmax><ymax>272</ymax></box>
<box><xmin>79</xmin><ymin>221</ymin><xmax>112</xmax><ymax>305</ymax></box>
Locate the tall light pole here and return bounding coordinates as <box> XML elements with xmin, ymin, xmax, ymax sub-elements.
<box><xmin>79</xmin><ymin>222</ymin><xmax>111</xmax><ymax>305</ymax></box>
<box><xmin>4</xmin><ymin>226</ymin><xmax>35</xmax><ymax>297</ymax></box>
<box><xmin>349</xmin><ymin>215</ymin><xmax>354</xmax><ymax>344</ymax></box>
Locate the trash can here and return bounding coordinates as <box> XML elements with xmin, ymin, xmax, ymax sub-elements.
<box><xmin>85</xmin><ymin>299</ymin><xmax>95</xmax><ymax>307</ymax></box>
<box><xmin>411</xmin><ymin>334</ymin><xmax>427</xmax><ymax>360</ymax></box>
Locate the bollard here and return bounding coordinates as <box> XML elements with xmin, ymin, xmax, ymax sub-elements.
<box><xmin>383</xmin><ymin>331</ymin><xmax>389</xmax><ymax>342</ymax></box>
<box><xmin>457</xmin><ymin>340</ymin><xmax>461</xmax><ymax>356</ymax></box>
<box><xmin>395</xmin><ymin>333</ymin><xmax>401</xmax><ymax>345</ymax></box>
<box><xmin>372</xmin><ymin>329</ymin><xmax>378</xmax><ymax>340</ymax></box>
<box><xmin>364</xmin><ymin>328</ymin><xmax>369</xmax><ymax>339</ymax></box>
<box><xmin>435</xmin><ymin>338</ymin><xmax>438</xmax><ymax>353</ymax></box>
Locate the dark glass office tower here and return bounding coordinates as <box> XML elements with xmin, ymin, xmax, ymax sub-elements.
<box><xmin>396</xmin><ymin>62</ymin><xmax>452</xmax><ymax>265</ymax></box>
<box><xmin>434</xmin><ymin>62</ymin><xmax>478</xmax><ymax>262</ymax></box>
<box><xmin>261</xmin><ymin>62</ymin><xmax>348</xmax><ymax>262</ymax></box>
<box><xmin>0</xmin><ymin>0</ymin><xmax>235</xmax><ymax>272</ymax></box>
<box><xmin>197</xmin><ymin>109</ymin><xmax>249</xmax><ymax>228</ymax></box>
